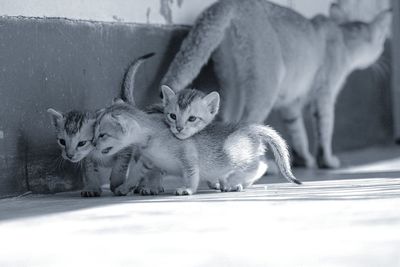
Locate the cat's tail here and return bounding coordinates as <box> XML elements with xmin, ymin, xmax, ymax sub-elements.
<box><xmin>161</xmin><ymin>0</ymin><xmax>236</xmax><ymax>92</ymax></box>
<box><xmin>122</xmin><ymin>52</ymin><xmax>155</xmax><ymax>105</ymax></box>
<box><xmin>251</xmin><ymin>125</ymin><xmax>302</xmax><ymax>185</ymax></box>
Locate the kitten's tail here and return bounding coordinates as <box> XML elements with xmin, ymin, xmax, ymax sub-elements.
<box><xmin>122</xmin><ymin>52</ymin><xmax>155</xmax><ymax>105</ymax></box>
<box><xmin>161</xmin><ymin>0</ymin><xmax>236</xmax><ymax>91</ymax></box>
<box><xmin>251</xmin><ymin>125</ymin><xmax>302</xmax><ymax>185</ymax></box>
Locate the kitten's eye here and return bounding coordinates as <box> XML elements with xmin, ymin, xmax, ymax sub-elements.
<box><xmin>99</xmin><ymin>133</ymin><xmax>107</xmax><ymax>139</ymax></box>
<box><xmin>58</xmin><ymin>139</ymin><xmax>66</xmax><ymax>146</ymax></box>
<box><xmin>77</xmin><ymin>141</ymin><xmax>87</xmax><ymax>147</ymax></box>
<box><xmin>188</xmin><ymin>116</ymin><xmax>197</xmax><ymax>122</ymax></box>
<box><xmin>169</xmin><ymin>113</ymin><xmax>177</xmax><ymax>120</ymax></box>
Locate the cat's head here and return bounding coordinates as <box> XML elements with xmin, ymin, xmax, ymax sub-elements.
<box><xmin>161</xmin><ymin>85</ymin><xmax>220</xmax><ymax>140</ymax></box>
<box><xmin>93</xmin><ymin>103</ymin><xmax>140</xmax><ymax>156</ymax></box>
<box><xmin>330</xmin><ymin>3</ymin><xmax>392</xmax><ymax>70</ymax></box>
<box><xmin>47</xmin><ymin>108</ymin><xmax>96</xmax><ymax>162</ymax></box>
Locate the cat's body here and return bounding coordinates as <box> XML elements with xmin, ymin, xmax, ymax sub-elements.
<box><xmin>93</xmin><ymin>94</ymin><xmax>301</xmax><ymax>195</ymax></box>
<box><xmin>161</xmin><ymin>0</ymin><xmax>391</xmax><ymax>168</ymax></box>
<box><xmin>47</xmin><ymin>53</ymin><xmax>155</xmax><ymax>196</ymax></box>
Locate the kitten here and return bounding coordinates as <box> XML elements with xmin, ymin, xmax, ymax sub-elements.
<box><xmin>162</xmin><ymin>88</ymin><xmax>220</xmax><ymax>140</ymax></box>
<box><xmin>47</xmin><ymin>53</ymin><xmax>155</xmax><ymax>197</ymax></box>
<box><xmin>93</xmin><ymin>85</ymin><xmax>301</xmax><ymax>195</ymax></box>
<box><xmin>161</xmin><ymin>1</ymin><xmax>392</xmax><ymax>169</ymax></box>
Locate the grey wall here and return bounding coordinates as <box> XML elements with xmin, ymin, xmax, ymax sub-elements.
<box><xmin>0</xmin><ymin>17</ymin><xmax>188</xmax><ymax>196</ymax></box>
<box><xmin>0</xmin><ymin>16</ymin><xmax>394</xmax><ymax>196</ymax></box>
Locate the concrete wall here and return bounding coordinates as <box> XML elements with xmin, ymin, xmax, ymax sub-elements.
<box><xmin>0</xmin><ymin>0</ymin><xmax>332</xmax><ymax>25</ymax></box>
<box><xmin>0</xmin><ymin>0</ymin><xmax>394</xmax><ymax>196</ymax></box>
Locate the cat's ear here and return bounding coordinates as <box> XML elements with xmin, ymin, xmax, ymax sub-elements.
<box><xmin>203</xmin><ymin>91</ymin><xmax>220</xmax><ymax>116</ymax></box>
<box><xmin>112</xmin><ymin>98</ymin><xmax>125</xmax><ymax>105</ymax></box>
<box><xmin>371</xmin><ymin>9</ymin><xmax>392</xmax><ymax>38</ymax></box>
<box><xmin>329</xmin><ymin>3</ymin><xmax>347</xmax><ymax>24</ymax></box>
<box><xmin>47</xmin><ymin>108</ymin><xmax>64</xmax><ymax>128</ymax></box>
<box><xmin>161</xmin><ymin>85</ymin><xmax>176</xmax><ymax>106</ymax></box>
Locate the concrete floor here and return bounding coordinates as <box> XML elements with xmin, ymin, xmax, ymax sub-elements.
<box><xmin>1</xmin><ymin>146</ymin><xmax>400</xmax><ymax>267</ymax></box>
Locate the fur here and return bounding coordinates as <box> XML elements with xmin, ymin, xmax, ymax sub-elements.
<box><xmin>93</xmin><ymin>91</ymin><xmax>301</xmax><ymax>195</ymax></box>
<box><xmin>47</xmin><ymin>53</ymin><xmax>155</xmax><ymax>196</ymax></box>
<box><xmin>161</xmin><ymin>0</ymin><xmax>392</xmax><ymax>168</ymax></box>
<box><xmin>162</xmin><ymin>87</ymin><xmax>220</xmax><ymax>140</ymax></box>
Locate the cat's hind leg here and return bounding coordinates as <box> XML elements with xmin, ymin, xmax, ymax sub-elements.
<box><xmin>221</xmin><ymin>159</ymin><xmax>268</xmax><ymax>192</ymax></box>
<box><xmin>280</xmin><ymin>102</ymin><xmax>316</xmax><ymax>168</ymax></box>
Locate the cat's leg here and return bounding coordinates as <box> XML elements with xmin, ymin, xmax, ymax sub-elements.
<box><xmin>280</xmin><ymin>103</ymin><xmax>316</xmax><ymax>168</ymax></box>
<box><xmin>175</xmin><ymin>147</ymin><xmax>200</xmax><ymax>196</ymax></box>
<box><xmin>222</xmin><ymin>159</ymin><xmax>268</xmax><ymax>192</ymax></box>
<box><xmin>314</xmin><ymin>96</ymin><xmax>341</xmax><ymax>169</ymax></box>
<box><xmin>114</xmin><ymin>155</ymin><xmax>155</xmax><ymax>196</ymax></box>
<box><xmin>109</xmin><ymin>147</ymin><xmax>133</xmax><ymax>195</ymax></box>
<box><xmin>139</xmin><ymin>171</ymin><xmax>165</xmax><ymax>196</ymax></box>
<box><xmin>81</xmin><ymin>158</ymin><xmax>102</xmax><ymax>197</ymax></box>
<box><xmin>206</xmin><ymin>180</ymin><xmax>221</xmax><ymax>190</ymax></box>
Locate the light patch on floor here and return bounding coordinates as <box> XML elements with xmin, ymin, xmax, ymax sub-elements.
<box><xmin>1</xmin><ymin>145</ymin><xmax>400</xmax><ymax>266</ymax></box>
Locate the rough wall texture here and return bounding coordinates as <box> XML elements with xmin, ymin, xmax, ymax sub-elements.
<box><xmin>0</xmin><ymin>16</ymin><xmax>393</xmax><ymax>196</ymax></box>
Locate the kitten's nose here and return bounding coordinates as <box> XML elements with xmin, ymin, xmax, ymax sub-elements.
<box><xmin>176</xmin><ymin>126</ymin><xmax>184</xmax><ymax>133</ymax></box>
<box><xmin>66</xmin><ymin>153</ymin><xmax>74</xmax><ymax>160</ymax></box>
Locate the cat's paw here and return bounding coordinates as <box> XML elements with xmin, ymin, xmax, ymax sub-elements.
<box><xmin>319</xmin><ymin>155</ymin><xmax>341</xmax><ymax>169</ymax></box>
<box><xmin>293</xmin><ymin>154</ymin><xmax>316</xmax><ymax>168</ymax></box>
<box><xmin>81</xmin><ymin>188</ymin><xmax>102</xmax><ymax>197</ymax></box>
<box><xmin>175</xmin><ymin>188</ymin><xmax>193</xmax><ymax>196</ymax></box>
<box><xmin>233</xmin><ymin>184</ymin><xmax>244</xmax><ymax>192</ymax></box>
<box><xmin>220</xmin><ymin>184</ymin><xmax>243</xmax><ymax>192</ymax></box>
<box><xmin>206</xmin><ymin>181</ymin><xmax>221</xmax><ymax>190</ymax></box>
<box><xmin>113</xmin><ymin>183</ymin><xmax>133</xmax><ymax>196</ymax></box>
<box><xmin>140</xmin><ymin>186</ymin><xmax>164</xmax><ymax>196</ymax></box>
<box><xmin>110</xmin><ymin>182</ymin><xmax>124</xmax><ymax>195</ymax></box>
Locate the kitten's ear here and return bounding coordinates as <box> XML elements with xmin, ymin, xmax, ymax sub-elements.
<box><xmin>47</xmin><ymin>108</ymin><xmax>64</xmax><ymax>128</ymax></box>
<box><xmin>112</xmin><ymin>98</ymin><xmax>125</xmax><ymax>105</ymax></box>
<box><xmin>203</xmin><ymin>91</ymin><xmax>220</xmax><ymax>115</ymax></box>
<box><xmin>371</xmin><ymin>9</ymin><xmax>392</xmax><ymax>38</ymax></box>
<box><xmin>110</xmin><ymin>114</ymin><xmax>128</xmax><ymax>133</ymax></box>
<box><xmin>329</xmin><ymin>3</ymin><xmax>347</xmax><ymax>24</ymax></box>
<box><xmin>161</xmin><ymin>85</ymin><xmax>176</xmax><ymax>106</ymax></box>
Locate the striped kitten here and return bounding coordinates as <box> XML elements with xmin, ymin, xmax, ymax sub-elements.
<box><xmin>162</xmin><ymin>88</ymin><xmax>220</xmax><ymax>140</ymax></box>
<box><xmin>47</xmin><ymin>53</ymin><xmax>154</xmax><ymax>197</ymax></box>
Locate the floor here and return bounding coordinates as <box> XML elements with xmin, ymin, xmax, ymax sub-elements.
<box><xmin>1</xmin><ymin>146</ymin><xmax>400</xmax><ymax>267</ymax></box>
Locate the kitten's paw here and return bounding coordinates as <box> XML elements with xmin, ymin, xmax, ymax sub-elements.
<box><xmin>140</xmin><ymin>186</ymin><xmax>164</xmax><ymax>196</ymax></box>
<box><xmin>175</xmin><ymin>188</ymin><xmax>193</xmax><ymax>196</ymax></box>
<box><xmin>81</xmin><ymin>188</ymin><xmax>102</xmax><ymax>197</ymax></box>
<box><xmin>319</xmin><ymin>155</ymin><xmax>341</xmax><ymax>169</ymax></box>
<box><xmin>220</xmin><ymin>185</ymin><xmax>232</xmax><ymax>192</ymax></box>
<box><xmin>207</xmin><ymin>181</ymin><xmax>221</xmax><ymax>190</ymax></box>
<box><xmin>233</xmin><ymin>184</ymin><xmax>244</xmax><ymax>192</ymax></box>
<box><xmin>113</xmin><ymin>184</ymin><xmax>133</xmax><ymax>196</ymax></box>
<box><xmin>220</xmin><ymin>184</ymin><xmax>243</xmax><ymax>192</ymax></box>
<box><xmin>133</xmin><ymin>186</ymin><xmax>144</xmax><ymax>194</ymax></box>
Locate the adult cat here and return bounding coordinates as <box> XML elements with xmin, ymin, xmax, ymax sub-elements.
<box><xmin>161</xmin><ymin>1</ymin><xmax>391</xmax><ymax>168</ymax></box>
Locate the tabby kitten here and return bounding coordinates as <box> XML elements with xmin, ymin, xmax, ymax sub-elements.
<box><xmin>47</xmin><ymin>53</ymin><xmax>154</xmax><ymax>197</ymax></box>
<box><xmin>162</xmin><ymin>88</ymin><xmax>220</xmax><ymax>140</ymax></box>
